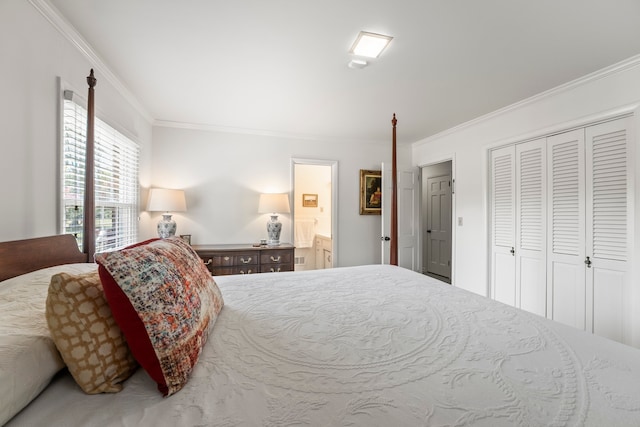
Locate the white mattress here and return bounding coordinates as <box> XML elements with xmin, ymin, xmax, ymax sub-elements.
<box><xmin>7</xmin><ymin>265</ymin><xmax>640</xmax><ymax>426</ymax></box>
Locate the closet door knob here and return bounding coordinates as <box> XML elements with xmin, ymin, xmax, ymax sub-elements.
<box><xmin>585</xmin><ymin>256</ymin><xmax>592</xmax><ymax>268</ymax></box>
<box><xmin>510</xmin><ymin>247</ymin><xmax>515</xmax><ymax>256</ymax></box>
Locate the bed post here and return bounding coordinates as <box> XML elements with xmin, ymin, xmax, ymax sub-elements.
<box><xmin>83</xmin><ymin>69</ymin><xmax>96</xmax><ymax>260</ymax></box>
<box><xmin>390</xmin><ymin>114</ymin><xmax>398</xmax><ymax>266</ymax></box>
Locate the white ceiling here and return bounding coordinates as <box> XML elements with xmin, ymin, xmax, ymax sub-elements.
<box><xmin>48</xmin><ymin>0</ymin><xmax>640</xmax><ymax>144</ymax></box>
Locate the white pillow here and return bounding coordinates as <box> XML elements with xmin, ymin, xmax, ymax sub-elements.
<box><xmin>0</xmin><ymin>263</ymin><xmax>97</xmax><ymax>426</ymax></box>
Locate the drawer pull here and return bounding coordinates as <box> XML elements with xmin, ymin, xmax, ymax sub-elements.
<box><xmin>270</xmin><ymin>255</ymin><xmax>281</xmax><ymax>262</ymax></box>
<box><xmin>240</xmin><ymin>257</ymin><xmax>252</xmax><ymax>264</ymax></box>
<box><xmin>224</xmin><ymin>256</ymin><xmax>230</xmax><ymax>261</ymax></box>
<box><xmin>203</xmin><ymin>259</ymin><xmax>212</xmax><ymax>266</ymax></box>
<box><xmin>270</xmin><ymin>267</ymin><xmax>281</xmax><ymax>273</ymax></box>
<box><xmin>240</xmin><ymin>269</ymin><xmax>253</xmax><ymax>274</ymax></box>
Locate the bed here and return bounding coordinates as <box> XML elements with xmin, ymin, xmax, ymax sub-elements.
<box><xmin>4</xmin><ymin>70</ymin><xmax>640</xmax><ymax>426</ymax></box>
<box><xmin>2</xmin><ymin>236</ymin><xmax>640</xmax><ymax>426</ymax></box>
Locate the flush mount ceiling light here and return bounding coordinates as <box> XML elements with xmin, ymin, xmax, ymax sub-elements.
<box><xmin>349</xmin><ymin>31</ymin><xmax>393</xmax><ymax>58</ymax></box>
<box><xmin>348</xmin><ymin>59</ymin><xmax>368</xmax><ymax>69</ymax></box>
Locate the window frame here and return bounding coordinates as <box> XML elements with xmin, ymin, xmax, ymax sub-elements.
<box><xmin>59</xmin><ymin>81</ymin><xmax>140</xmax><ymax>252</ymax></box>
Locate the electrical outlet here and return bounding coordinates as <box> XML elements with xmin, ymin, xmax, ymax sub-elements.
<box><xmin>457</xmin><ymin>217</ymin><xmax>463</xmax><ymax>226</ymax></box>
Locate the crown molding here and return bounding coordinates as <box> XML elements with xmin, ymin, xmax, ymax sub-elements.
<box><xmin>153</xmin><ymin>119</ymin><xmax>389</xmax><ymax>145</ymax></box>
<box><xmin>28</xmin><ymin>0</ymin><xmax>153</xmax><ymax>123</ymax></box>
<box><xmin>415</xmin><ymin>53</ymin><xmax>640</xmax><ymax>147</ymax></box>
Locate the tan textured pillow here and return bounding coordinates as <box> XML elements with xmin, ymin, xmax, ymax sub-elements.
<box><xmin>45</xmin><ymin>271</ymin><xmax>137</xmax><ymax>394</ymax></box>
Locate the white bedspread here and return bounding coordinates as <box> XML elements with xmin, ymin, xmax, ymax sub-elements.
<box><xmin>0</xmin><ymin>264</ymin><xmax>98</xmax><ymax>426</ymax></box>
<box><xmin>7</xmin><ymin>265</ymin><xmax>640</xmax><ymax>426</ymax></box>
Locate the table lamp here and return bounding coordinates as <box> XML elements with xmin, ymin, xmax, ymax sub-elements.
<box><xmin>147</xmin><ymin>188</ymin><xmax>187</xmax><ymax>238</ymax></box>
<box><xmin>258</xmin><ymin>193</ymin><xmax>290</xmax><ymax>246</ymax></box>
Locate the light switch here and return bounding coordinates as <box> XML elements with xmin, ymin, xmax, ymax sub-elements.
<box><xmin>458</xmin><ymin>217</ymin><xmax>463</xmax><ymax>226</ymax></box>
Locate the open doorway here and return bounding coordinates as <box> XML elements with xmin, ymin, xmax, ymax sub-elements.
<box><xmin>421</xmin><ymin>161</ymin><xmax>452</xmax><ymax>283</ymax></box>
<box><xmin>291</xmin><ymin>159</ymin><xmax>338</xmax><ymax>271</ymax></box>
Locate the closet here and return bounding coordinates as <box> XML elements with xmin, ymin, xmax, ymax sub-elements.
<box><xmin>490</xmin><ymin>116</ymin><xmax>632</xmax><ymax>344</ymax></box>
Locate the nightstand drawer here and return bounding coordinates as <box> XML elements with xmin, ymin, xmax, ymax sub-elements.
<box><xmin>260</xmin><ymin>250</ymin><xmax>292</xmax><ymax>265</ymax></box>
<box><xmin>208</xmin><ymin>252</ymin><xmax>258</xmax><ymax>267</ymax></box>
<box><xmin>210</xmin><ymin>265</ymin><xmax>257</xmax><ymax>275</ymax></box>
<box><xmin>260</xmin><ymin>263</ymin><xmax>293</xmax><ymax>273</ymax></box>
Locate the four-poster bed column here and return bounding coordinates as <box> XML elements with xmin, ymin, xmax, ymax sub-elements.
<box><xmin>83</xmin><ymin>69</ymin><xmax>96</xmax><ymax>260</ymax></box>
<box><xmin>390</xmin><ymin>114</ymin><xmax>398</xmax><ymax>266</ymax></box>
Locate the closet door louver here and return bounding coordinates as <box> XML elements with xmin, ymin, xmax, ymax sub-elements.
<box><xmin>546</xmin><ymin>129</ymin><xmax>586</xmax><ymax>330</ymax></box>
<box><xmin>490</xmin><ymin>146</ymin><xmax>516</xmax><ymax>306</ymax></box>
<box><xmin>516</xmin><ymin>139</ymin><xmax>546</xmax><ymax>316</ymax></box>
<box><xmin>585</xmin><ymin>117</ymin><xmax>630</xmax><ymax>342</ymax></box>
<box><xmin>518</xmin><ymin>147</ymin><xmax>544</xmax><ymax>251</ymax></box>
<box><xmin>588</xmin><ymin>127</ymin><xmax>627</xmax><ymax>261</ymax></box>
<box><xmin>493</xmin><ymin>151</ymin><xmax>515</xmax><ymax>248</ymax></box>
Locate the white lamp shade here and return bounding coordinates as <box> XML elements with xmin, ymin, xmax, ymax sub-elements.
<box><xmin>258</xmin><ymin>193</ymin><xmax>290</xmax><ymax>214</ymax></box>
<box><xmin>147</xmin><ymin>188</ymin><xmax>187</xmax><ymax>212</ymax></box>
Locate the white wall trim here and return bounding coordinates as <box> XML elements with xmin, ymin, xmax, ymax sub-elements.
<box><xmin>29</xmin><ymin>0</ymin><xmax>153</xmax><ymax>124</ymax></box>
<box><xmin>414</xmin><ymin>54</ymin><xmax>640</xmax><ymax>148</ymax></box>
<box><xmin>154</xmin><ymin>119</ymin><xmax>389</xmax><ymax>145</ymax></box>
<box><xmin>484</xmin><ymin>103</ymin><xmax>640</xmax><ymax>152</ymax></box>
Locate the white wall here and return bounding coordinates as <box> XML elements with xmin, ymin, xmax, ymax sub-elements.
<box><xmin>0</xmin><ymin>0</ymin><xmax>152</xmax><ymax>242</ymax></box>
<box><xmin>1</xmin><ymin>0</ymin><xmax>407</xmax><ymax>269</ymax></box>
<box><xmin>412</xmin><ymin>56</ymin><xmax>640</xmax><ymax>346</ymax></box>
<box><xmin>147</xmin><ymin>126</ymin><xmax>391</xmax><ymax>267</ymax></box>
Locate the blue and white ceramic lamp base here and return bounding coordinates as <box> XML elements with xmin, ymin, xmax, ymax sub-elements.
<box><xmin>157</xmin><ymin>214</ymin><xmax>177</xmax><ymax>238</ymax></box>
<box><xmin>266</xmin><ymin>214</ymin><xmax>282</xmax><ymax>246</ymax></box>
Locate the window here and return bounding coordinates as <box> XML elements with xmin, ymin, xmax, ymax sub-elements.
<box><xmin>61</xmin><ymin>94</ymin><xmax>139</xmax><ymax>252</ymax></box>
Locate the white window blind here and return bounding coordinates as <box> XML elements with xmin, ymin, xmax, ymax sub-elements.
<box><xmin>62</xmin><ymin>97</ymin><xmax>139</xmax><ymax>252</ymax></box>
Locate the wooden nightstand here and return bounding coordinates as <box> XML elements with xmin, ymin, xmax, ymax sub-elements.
<box><xmin>192</xmin><ymin>244</ymin><xmax>294</xmax><ymax>276</ymax></box>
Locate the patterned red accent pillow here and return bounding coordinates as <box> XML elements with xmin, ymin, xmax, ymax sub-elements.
<box><xmin>95</xmin><ymin>237</ymin><xmax>224</xmax><ymax>396</ymax></box>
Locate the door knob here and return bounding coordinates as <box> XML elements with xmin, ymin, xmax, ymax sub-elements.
<box><xmin>510</xmin><ymin>247</ymin><xmax>515</xmax><ymax>256</ymax></box>
<box><xmin>380</xmin><ymin>236</ymin><xmax>391</xmax><ymax>241</ymax></box>
<box><xmin>585</xmin><ymin>256</ymin><xmax>592</xmax><ymax>268</ymax></box>
<box><xmin>426</xmin><ymin>230</ymin><xmax>432</xmax><ymax>233</ymax></box>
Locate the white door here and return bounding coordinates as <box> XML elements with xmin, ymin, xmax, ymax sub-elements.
<box><xmin>381</xmin><ymin>162</ymin><xmax>391</xmax><ymax>264</ymax></box>
<box><xmin>425</xmin><ymin>174</ymin><xmax>451</xmax><ymax>278</ymax></box>
<box><xmin>547</xmin><ymin>129</ymin><xmax>586</xmax><ymax>330</ymax></box>
<box><xmin>585</xmin><ymin>117</ymin><xmax>630</xmax><ymax>342</ymax></box>
<box><xmin>398</xmin><ymin>168</ymin><xmax>419</xmax><ymax>270</ymax></box>
<box><xmin>490</xmin><ymin>146</ymin><xmax>516</xmax><ymax>306</ymax></box>
<box><xmin>381</xmin><ymin>163</ymin><xmax>419</xmax><ymax>268</ymax></box>
<box><xmin>515</xmin><ymin>139</ymin><xmax>546</xmax><ymax>316</ymax></box>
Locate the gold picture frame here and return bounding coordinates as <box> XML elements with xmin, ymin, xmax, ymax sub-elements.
<box><xmin>302</xmin><ymin>193</ymin><xmax>318</xmax><ymax>207</ymax></box>
<box><xmin>360</xmin><ymin>169</ymin><xmax>382</xmax><ymax>215</ymax></box>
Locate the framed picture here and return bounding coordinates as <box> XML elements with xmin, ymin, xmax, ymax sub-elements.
<box><xmin>360</xmin><ymin>169</ymin><xmax>382</xmax><ymax>215</ymax></box>
<box><xmin>302</xmin><ymin>193</ymin><xmax>318</xmax><ymax>207</ymax></box>
<box><xmin>180</xmin><ymin>234</ymin><xmax>192</xmax><ymax>245</ymax></box>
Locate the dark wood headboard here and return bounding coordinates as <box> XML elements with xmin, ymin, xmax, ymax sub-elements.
<box><xmin>0</xmin><ymin>234</ymin><xmax>88</xmax><ymax>282</ymax></box>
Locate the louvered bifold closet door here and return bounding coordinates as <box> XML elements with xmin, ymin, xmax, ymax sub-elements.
<box><xmin>585</xmin><ymin>117</ymin><xmax>631</xmax><ymax>343</ymax></box>
<box><xmin>546</xmin><ymin>129</ymin><xmax>586</xmax><ymax>330</ymax></box>
<box><xmin>490</xmin><ymin>146</ymin><xmax>516</xmax><ymax>306</ymax></box>
<box><xmin>515</xmin><ymin>139</ymin><xmax>546</xmax><ymax>316</ymax></box>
